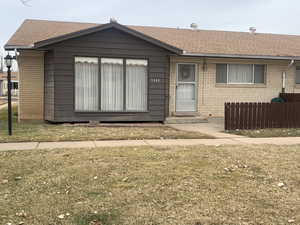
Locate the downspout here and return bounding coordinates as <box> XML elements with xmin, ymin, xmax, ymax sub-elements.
<box><xmin>202</xmin><ymin>57</ymin><xmax>207</xmax><ymax>108</ymax></box>
<box><xmin>282</xmin><ymin>59</ymin><xmax>294</xmax><ymax>93</ymax></box>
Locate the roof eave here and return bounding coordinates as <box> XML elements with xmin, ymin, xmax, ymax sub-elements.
<box><xmin>4</xmin><ymin>44</ymin><xmax>34</xmax><ymax>51</ymax></box>
<box><xmin>182</xmin><ymin>52</ymin><xmax>300</xmax><ymax>60</ymax></box>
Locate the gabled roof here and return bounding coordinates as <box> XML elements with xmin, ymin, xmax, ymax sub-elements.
<box><xmin>33</xmin><ymin>22</ymin><xmax>183</xmax><ymax>54</ymax></box>
<box><xmin>5</xmin><ymin>19</ymin><xmax>300</xmax><ymax>59</ymax></box>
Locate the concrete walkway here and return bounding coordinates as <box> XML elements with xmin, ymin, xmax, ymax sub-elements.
<box><xmin>1</xmin><ymin>137</ymin><xmax>300</xmax><ymax>151</ymax></box>
<box><xmin>169</xmin><ymin>118</ymin><xmax>244</xmax><ymax>139</ymax></box>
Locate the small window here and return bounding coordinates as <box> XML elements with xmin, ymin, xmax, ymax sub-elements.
<box><xmin>178</xmin><ymin>64</ymin><xmax>196</xmax><ymax>82</ymax></box>
<box><xmin>254</xmin><ymin>65</ymin><xmax>265</xmax><ymax>84</ymax></box>
<box><xmin>296</xmin><ymin>66</ymin><xmax>300</xmax><ymax>84</ymax></box>
<box><xmin>216</xmin><ymin>64</ymin><xmax>265</xmax><ymax>84</ymax></box>
<box><xmin>216</xmin><ymin>64</ymin><xmax>227</xmax><ymax>83</ymax></box>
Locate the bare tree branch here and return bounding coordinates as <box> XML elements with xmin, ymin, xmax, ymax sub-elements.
<box><xmin>20</xmin><ymin>0</ymin><xmax>32</xmax><ymax>6</ymax></box>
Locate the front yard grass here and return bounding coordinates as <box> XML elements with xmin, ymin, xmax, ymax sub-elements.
<box><xmin>231</xmin><ymin>128</ymin><xmax>300</xmax><ymax>138</ymax></box>
<box><xmin>0</xmin><ymin>144</ymin><xmax>299</xmax><ymax>224</ymax></box>
<box><xmin>0</xmin><ymin>106</ymin><xmax>211</xmax><ymax>142</ymax></box>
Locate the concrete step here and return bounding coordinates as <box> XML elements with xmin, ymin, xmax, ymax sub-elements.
<box><xmin>165</xmin><ymin>116</ymin><xmax>208</xmax><ymax>124</ymax></box>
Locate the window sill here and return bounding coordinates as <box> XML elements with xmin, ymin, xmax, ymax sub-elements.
<box><xmin>215</xmin><ymin>83</ymin><xmax>266</xmax><ymax>88</ymax></box>
<box><xmin>75</xmin><ymin>110</ymin><xmax>149</xmax><ymax>113</ymax></box>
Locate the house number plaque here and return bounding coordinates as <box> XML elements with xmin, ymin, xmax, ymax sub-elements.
<box><xmin>151</xmin><ymin>78</ymin><xmax>160</xmax><ymax>83</ymax></box>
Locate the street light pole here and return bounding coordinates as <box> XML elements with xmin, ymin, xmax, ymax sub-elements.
<box><xmin>4</xmin><ymin>54</ymin><xmax>15</xmax><ymax>136</ymax></box>
<box><xmin>7</xmin><ymin>65</ymin><xmax>12</xmax><ymax>135</ymax></box>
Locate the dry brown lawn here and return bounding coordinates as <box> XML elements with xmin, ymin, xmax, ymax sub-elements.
<box><xmin>0</xmin><ymin>106</ymin><xmax>211</xmax><ymax>143</ymax></box>
<box><xmin>0</xmin><ymin>144</ymin><xmax>299</xmax><ymax>225</ymax></box>
<box><xmin>231</xmin><ymin>128</ymin><xmax>300</xmax><ymax>138</ymax></box>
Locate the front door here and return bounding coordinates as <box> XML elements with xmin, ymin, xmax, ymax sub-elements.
<box><xmin>176</xmin><ymin>63</ymin><xmax>197</xmax><ymax>112</ymax></box>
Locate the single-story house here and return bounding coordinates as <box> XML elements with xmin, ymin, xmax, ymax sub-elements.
<box><xmin>4</xmin><ymin>19</ymin><xmax>300</xmax><ymax>122</ymax></box>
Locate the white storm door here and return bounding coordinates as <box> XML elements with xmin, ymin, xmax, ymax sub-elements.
<box><xmin>176</xmin><ymin>64</ymin><xmax>197</xmax><ymax>112</ymax></box>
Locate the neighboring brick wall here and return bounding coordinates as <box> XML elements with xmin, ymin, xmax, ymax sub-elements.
<box><xmin>170</xmin><ymin>56</ymin><xmax>300</xmax><ymax>117</ymax></box>
<box><xmin>18</xmin><ymin>50</ymin><xmax>44</xmax><ymax>120</ymax></box>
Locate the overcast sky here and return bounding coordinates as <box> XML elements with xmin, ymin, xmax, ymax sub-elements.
<box><xmin>2</xmin><ymin>0</ymin><xmax>300</xmax><ymax>57</ymax></box>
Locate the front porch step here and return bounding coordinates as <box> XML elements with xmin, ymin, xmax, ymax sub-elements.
<box><xmin>165</xmin><ymin>116</ymin><xmax>208</xmax><ymax>124</ymax></box>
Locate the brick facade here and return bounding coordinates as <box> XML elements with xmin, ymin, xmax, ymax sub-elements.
<box><xmin>18</xmin><ymin>50</ymin><xmax>44</xmax><ymax>120</ymax></box>
<box><xmin>17</xmin><ymin>52</ymin><xmax>300</xmax><ymax>121</ymax></box>
<box><xmin>170</xmin><ymin>56</ymin><xmax>300</xmax><ymax>117</ymax></box>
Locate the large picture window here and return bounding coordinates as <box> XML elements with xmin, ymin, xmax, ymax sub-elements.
<box><xmin>216</xmin><ymin>64</ymin><xmax>266</xmax><ymax>84</ymax></box>
<box><xmin>75</xmin><ymin>57</ymin><xmax>148</xmax><ymax>112</ymax></box>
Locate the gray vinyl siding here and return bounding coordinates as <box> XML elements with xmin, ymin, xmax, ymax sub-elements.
<box><xmin>44</xmin><ymin>50</ymin><xmax>55</xmax><ymax>121</ymax></box>
<box><xmin>43</xmin><ymin>28</ymin><xmax>171</xmax><ymax>122</ymax></box>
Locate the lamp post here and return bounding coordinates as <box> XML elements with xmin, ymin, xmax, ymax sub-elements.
<box><xmin>4</xmin><ymin>54</ymin><xmax>15</xmax><ymax>136</ymax></box>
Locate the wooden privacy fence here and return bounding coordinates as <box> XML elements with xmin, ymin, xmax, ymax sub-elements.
<box><xmin>280</xmin><ymin>93</ymin><xmax>300</xmax><ymax>102</ymax></box>
<box><xmin>225</xmin><ymin>102</ymin><xmax>300</xmax><ymax>130</ymax></box>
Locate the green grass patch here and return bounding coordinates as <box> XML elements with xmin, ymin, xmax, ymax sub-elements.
<box><xmin>74</xmin><ymin>210</ymin><xmax>120</xmax><ymax>225</ymax></box>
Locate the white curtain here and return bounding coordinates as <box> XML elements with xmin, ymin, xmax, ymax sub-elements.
<box><xmin>228</xmin><ymin>64</ymin><xmax>253</xmax><ymax>84</ymax></box>
<box><xmin>176</xmin><ymin>83</ymin><xmax>196</xmax><ymax>112</ymax></box>
<box><xmin>101</xmin><ymin>58</ymin><xmax>124</xmax><ymax>111</ymax></box>
<box><xmin>126</xmin><ymin>59</ymin><xmax>147</xmax><ymax>111</ymax></box>
<box><xmin>75</xmin><ymin>57</ymin><xmax>99</xmax><ymax>111</ymax></box>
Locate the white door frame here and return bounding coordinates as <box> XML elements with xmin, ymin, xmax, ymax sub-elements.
<box><xmin>175</xmin><ymin>63</ymin><xmax>198</xmax><ymax>112</ymax></box>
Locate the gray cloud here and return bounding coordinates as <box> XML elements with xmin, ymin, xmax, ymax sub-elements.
<box><xmin>1</xmin><ymin>0</ymin><xmax>300</xmax><ymax>56</ymax></box>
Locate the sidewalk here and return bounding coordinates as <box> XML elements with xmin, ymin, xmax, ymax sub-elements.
<box><xmin>1</xmin><ymin>137</ymin><xmax>300</xmax><ymax>151</ymax></box>
<box><xmin>168</xmin><ymin>118</ymin><xmax>244</xmax><ymax>139</ymax></box>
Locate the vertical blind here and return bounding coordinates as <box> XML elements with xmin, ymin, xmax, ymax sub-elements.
<box><xmin>216</xmin><ymin>64</ymin><xmax>265</xmax><ymax>84</ymax></box>
<box><xmin>75</xmin><ymin>57</ymin><xmax>99</xmax><ymax>111</ymax></box>
<box><xmin>75</xmin><ymin>57</ymin><xmax>148</xmax><ymax>112</ymax></box>
<box><xmin>101</xmin><ymin>58</ymin><xmax>124</xmax><ymax>111</ymax></box>
<box><xmin>254</xmin><ymin>65</ymin><xmax>265</xmax><ymax>83</ymax></box>
<box><xmin>126</xmin><ymin>59</ymin><xmax>147</xmax><ymax>111</ymax></box>
<box><xmin>228</xmin><ymin>64</ymin><xmax>253</xmax><ymax>83</ymax></box>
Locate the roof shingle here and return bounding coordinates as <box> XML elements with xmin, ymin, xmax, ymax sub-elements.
<box><xmin>6</xmin><ymin>19</ymin><xmax>300</xmax><ymax>57</ymax></box>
